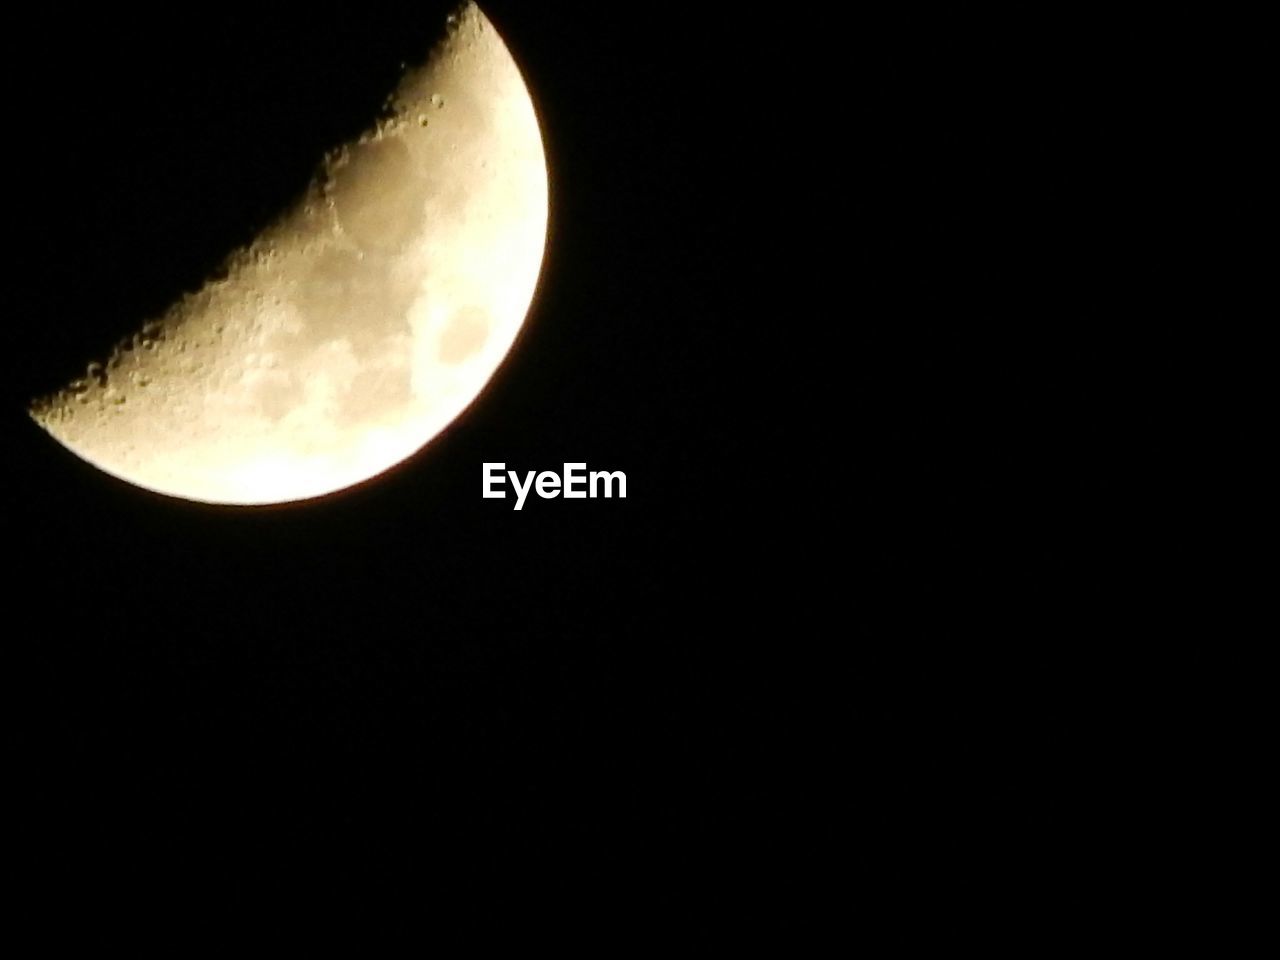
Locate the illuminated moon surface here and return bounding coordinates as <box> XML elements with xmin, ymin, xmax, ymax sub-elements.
<box><xmin>31</xmin><ymin>3</ymin><xmax>547</xmax><ymax>504</ymax></box>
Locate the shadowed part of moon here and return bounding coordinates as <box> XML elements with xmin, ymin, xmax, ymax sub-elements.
<box><xmin>336</xmin><ymin>360</ymin><xmax>415</xmax><ymax>426</ymax></box>
<box><xmin>438</xmin><ymin>306</ymin><xmax>490</xmax><ymax>364</ymax></box>
<box><xmin>252</xmin><ymin>373</ymin><xmax>304</xmax><ymax>422</ymax></box>
<box><xmin>296</xmin><ymin>247</ymin><xmax>418</xmax><ymax>354</ymax></box>
<box><xmin>331</xmin><ymin>138</ymin><xmax>424</xmax><ymax>252</ymax></box>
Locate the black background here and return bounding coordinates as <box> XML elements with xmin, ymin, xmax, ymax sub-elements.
<box><xmin>2</xmin><ymin>1</ymin><xmax>1193</xmax><ymax>932</ymax></box>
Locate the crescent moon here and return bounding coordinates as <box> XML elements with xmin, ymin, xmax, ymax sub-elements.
<box><xmin>30</xmin><ymin>3</ymin><xmax>547</xmax><ymax>505</ymax></box>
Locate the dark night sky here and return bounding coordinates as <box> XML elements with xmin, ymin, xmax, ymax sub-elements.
<box><xmin>1</xmin><ymin>1</ymin><xmax>1195</xmax><ymax>932</ymax></box>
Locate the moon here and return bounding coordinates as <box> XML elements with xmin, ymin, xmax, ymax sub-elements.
<box><xmin>30</xmin><ymin>3</ymin><xmax>547</xmax><ymax>505</ymax></box>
